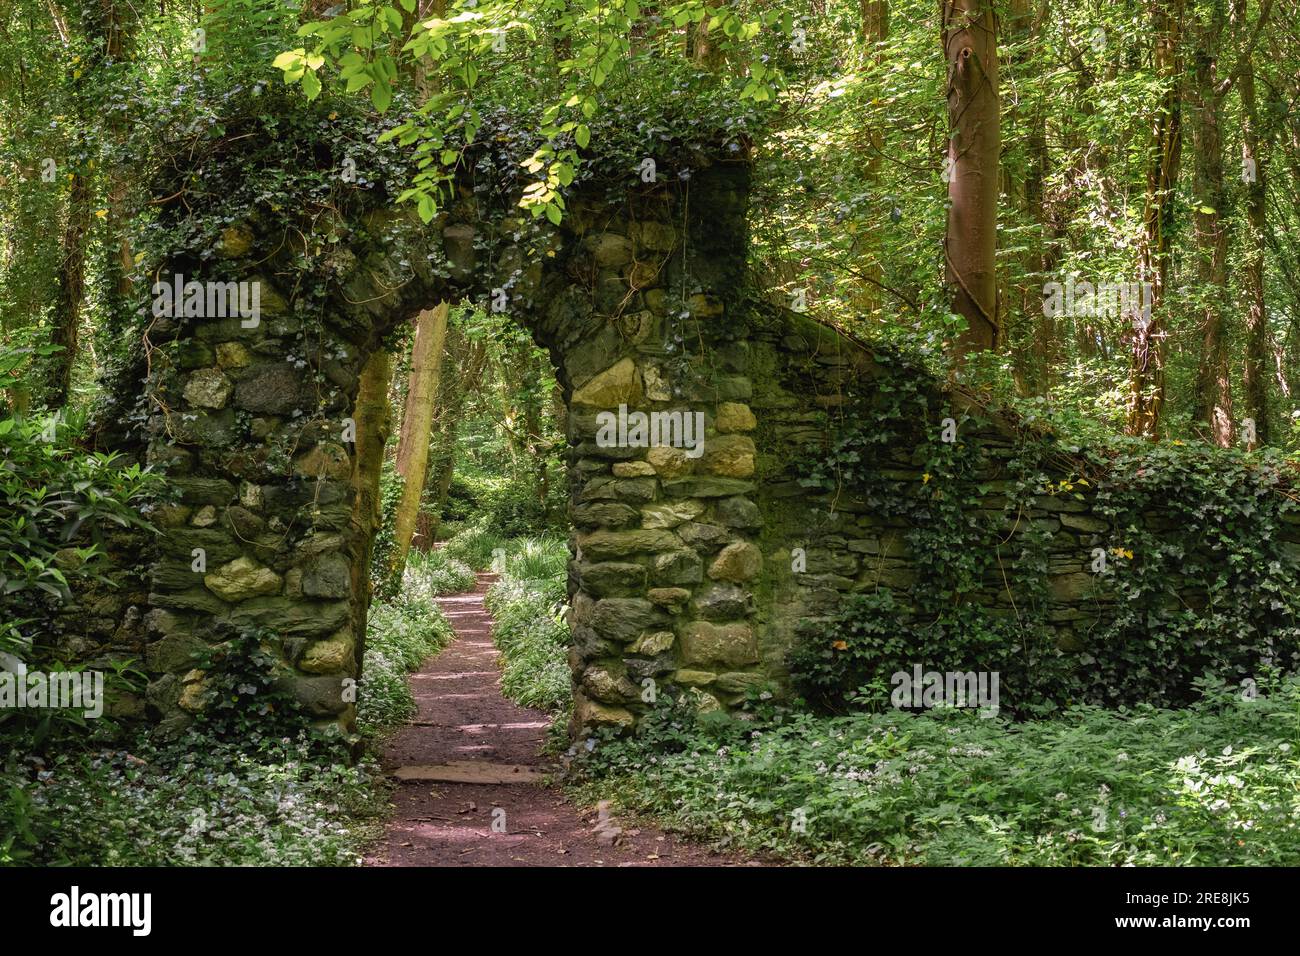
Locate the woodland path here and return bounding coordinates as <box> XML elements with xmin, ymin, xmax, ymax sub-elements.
<box><xmin>364</xmin><ymin>573</ymin><xmax>744</xmax><ymax>866</ymax></box>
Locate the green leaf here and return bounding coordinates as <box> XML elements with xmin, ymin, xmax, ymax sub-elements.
<box><xmin>371</xmin><ymin>77</ymin><xmax>393</xmax><ymax>113</ymax></box>
<box><xmin>575</xmin><ymin>124</ymin><xmax>590</xmax><ymax>149</ymax></box>
<box><xmin>302</xmin><ymin>71</ymin><xmax>322</xmax><ymax>101</ymax></box>
<box><xmin>546</xmin><ymin>203</ymin><xmax>562</xmax><ymax>225</ymax></box>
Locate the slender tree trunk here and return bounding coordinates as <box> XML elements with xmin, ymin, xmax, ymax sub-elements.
<box><xmin>854</xmin><ymin>1</ymin><xmax>889</xmax><ymax>322</ymax></box>
<box><xmin>350</xmin><ymin>349</ymin><xmax>394</xmax><ymax>670</ymax></box>
<box><xmin>1127</xmin><ymin>0</ymin><xmax>1185</xmax><ymax>437</ymax></box>
<box><xmin>41</xmin><ymin>0</ymin><xmax>89</xmax><ymax>408</ymax></box>
<box><xmin>689</xmin><ymin>0</ymin><xmax>726</xmax><ymax>68</ymax></box>
<box><xmin>942</xmin><ymin>0</ymin><xmax>1000</xmax><ymax>358</ymax></box>
<box><xmin>48</xmin><ymin>166</ymin><xmax>90</xmax><ymax>407</ymax></box>
<box><xmin>1189</xmin><ymin>12</ymin><xmax>1233</xmax><ymax>446</ymax></box>
<box><xmin>1003</xmin><ymin>0</ymin><xmax>1048</xmax><ymax>392</ymax></box>
<box><xmin>389</xmin><ymin>303</ymin><xmax>450</xmax><ymax>578</ymax></box>
<box><xmin>102</xmin><ymin>0</ymin><xmax>136</xmax><ymax>330</ymax></box>
<box><xmin>1240</xmin><ymin>29</ymin><xmax>1269</xmax><ymax>445</ymax></box>
<box><xmin>425</xmin><ymin>333</ymin><xmax>486</xmax><ymax>542</ymax></box>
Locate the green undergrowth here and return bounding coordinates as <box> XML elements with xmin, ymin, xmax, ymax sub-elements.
<box><xmin>484</xmin><ymin>536</ymin><xmax>573</xmax><ymax>721</ymax></box>
<box><xmin>0</xmin><ymin>588</ymin><xmax>454</xmax><ymax>866</ymax></box>
<box><xmin>1</xmin><ymin>730</ymin><xmax>383</xmax><ymax>867</ymax></box>
<box><xmin>359</xmin><ymin>590</ymin><xmax>457</xmax><ymax>738</ymax></box>
<box><xmin>443</xmin><ymin>519</ymin><xmax>508</xmax><ymax>571</ymax></box>
<box><xmin>403</xmin><ymin>547</ymin><xmax>477</xmax><ymax>599</ymax></box>
<box><xmin>571</xmin><ymin>676</ymin><xmax>1300</xmax><ymax>866</ymax></box>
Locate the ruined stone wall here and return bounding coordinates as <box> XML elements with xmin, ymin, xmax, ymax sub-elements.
<box><xmin>62</xmin><ymin>132</ymin><xmax>1299</xmax><ymax>737</ymax></box>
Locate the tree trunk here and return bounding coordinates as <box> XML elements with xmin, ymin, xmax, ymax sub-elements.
<box><xmin>389</xmin><ymin>303</ymin><xmax>450</xmax><ymax>579</ymax></box>
<box><xmin>102</xmin><ymin>0</ymin><xmax>137</xmax><ymax>335</ymax></box>
<box><xmin>1240</xmin><ymin>35</ymin><xmax>1269</xmax><ymax>446</ymax></box>
<box><xmin>1003</xmin><ymin>0</ymin><xmax>1049</xmax><ymax>392</ymax></box>
<box><xmin>425</xmin><ymin>332</ymin><xmax>486</xmax><ymax>543</ymax></box>
<box><xmin>853</xmin><ymin>1</ymin><xmax>889</xmax><ymax>323</ymax></box>
<box><xmin>1189</xmin><ymin>11</ymin><xmax>1233</xmax><ymax>446</ymax></box>
<box><xmin>47</xmin><ymin>166</ymin><xmax>90</xmax><ymax>407</ymax></box>
<box><xmin>1127</xmin><ymin>0</ymin><xmax>1185</xmax><ymax>437</ymax></box>
<box><xmin>942</xmin><ymin>0</ymin><xmax>1000</xmax><ymax>358</ymax></box>
<box><xmin>349</xmin><ymin>349</ymin><xmax>394</xmax><ymax>670</ymax></box>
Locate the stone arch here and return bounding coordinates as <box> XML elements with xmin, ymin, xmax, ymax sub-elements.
<box><xmin>77</xmin><ymin>103</ymin><xmax>1300</xmax><ymax>737</ymax></box>
<box><xmin>131</xmin><ymin>117</ymin><xmax>803</xmax><ymax>737</ymax></box>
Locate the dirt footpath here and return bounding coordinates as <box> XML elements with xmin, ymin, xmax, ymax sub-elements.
<box><xmin>364</xmin><ymin>574</ymin><xmax>745</xmax><ymax>867</ymax></box>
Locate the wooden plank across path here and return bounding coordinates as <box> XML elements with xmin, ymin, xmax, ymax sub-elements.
<box><xmin>363</xmin><ymin>572</ymin><xmax>748</xmax><ymax>867</ymax></box>
<box><xmin>392</xmin><ymin>761</ymin><xmax>548</xmax><ymax>785</ymax></box>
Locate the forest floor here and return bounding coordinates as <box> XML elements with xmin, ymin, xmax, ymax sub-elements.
<box><xmin>363</xmin><ymin>573</ymin><xmax>746</xmax><ymax>867</ymax></box>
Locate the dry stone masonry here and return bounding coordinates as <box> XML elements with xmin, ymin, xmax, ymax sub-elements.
<box><xmin>65</xmin><ymin>130</ymin><xmax>1300</xmax><ymax>739</ymax></box>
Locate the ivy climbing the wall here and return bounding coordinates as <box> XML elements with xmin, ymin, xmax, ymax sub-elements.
<box><xmin>789</xmin><ymin>348</ymin><xmax>1300</xmax><ymax>718</ymax></box>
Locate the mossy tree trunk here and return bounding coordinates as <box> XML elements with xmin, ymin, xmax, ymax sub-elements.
<box><xmin>389</xmin><ymin>302</ymin><xmax>450</xmax><ymax>579</ymax></box>
<box><xmin>350</xmin><ymin>348</ymin><xmax>394</xmax><ymax>668</ymax></box>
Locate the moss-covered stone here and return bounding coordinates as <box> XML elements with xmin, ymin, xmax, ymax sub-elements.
<box><xmin>708</xmin><ymin>541</ymin><xmax>763</xmax><ymax>582</ymax></box>
<box><xmin>204</xmin><ymin>557</ymin><xmax>282</xmax><ymax>602</ymax></box>
<box><xmin>679</xmin><ymin>621</ymin><xmax>758</xmax><ymax>667</ymax></box>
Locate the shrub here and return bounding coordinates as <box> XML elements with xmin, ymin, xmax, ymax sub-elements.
<box><xmin>575</xmin><ymin>676</ymin><xmax>1300</xmax><ymax>866</ymax></box>
<box><xmin>359</xmin><ymin>593</ymin><xmax>455</xmax><ymax>736</ymax></box>
<box><xmin>404</xmin><ymin>548</ymin><xmax>476</xmax><ymax>599</ymax></box>
<box><xmin>444</xmin><ymin>469</ymin><xmax>566</xmax><ymax>537</ymax></box>
<box><xmin>484</xmin><ymin>540</ymin><xmax>572</xmax><ymax>714</ymax></box>
<box><xmin>189</xmin><ymin>624</ymin><xmax>316</xmax><ymax>742</ymax></box>
<box><xmin>0</xmin><ymin>386</ymin><xmax>160</xmax><ymax>660</ymax></box>
<box><xmin>443</xmin><ymin>519</ymin><xmax>506</xmax><ymax>570</ymax></box>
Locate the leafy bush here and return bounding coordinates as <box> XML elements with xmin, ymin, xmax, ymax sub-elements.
<box><xmin>359</xmin><ymin>593</ymin><xmax>455</xmax><ymax>736</ymax></box>
<box><xmin>484</xmin><ymin>539</ymin><xmax>571</xmax><ymax>714</ymax></box>
<box><xmin>443</xmin><ymin>519</ymin><xmax>507</xmax><ymax>570</ymax></box>
<box><xmin>0</xmin><ymin>385</ymin><xmax>160</xmax><ymax>659</ymax></box>
<box><xmin>190</xmin><ymin>624</ymin><xmax>315</xmax><ymax>742</ymax></box>
<box><xmin>444</xmin><ymin>469</ymin><xmax>566</xmax><ymax>537</ymax></box>
<box><xmin>788</xmin><ymin>590</ymin><xmax>906</xmax><ymax>711</ymax></box>
<box><xmin>0</xmin><ymin>730</ymin><xmax>382</xmax><ymax>866</ymax></box>
<box><xmin>575</xmin><ymin>676</ymin><xmax>1300</xmax><ymax>866</ymax></box>
<box><xmin>403</xmin><ymin>548</ymin><xmax>476</xmax><ymax>599</ymax></box>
